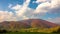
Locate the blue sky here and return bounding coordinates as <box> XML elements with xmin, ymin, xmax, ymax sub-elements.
<box><xmin>0</xmin><ymin>0</ymin><xmax>60</xmax><ymax>23</ymax></box>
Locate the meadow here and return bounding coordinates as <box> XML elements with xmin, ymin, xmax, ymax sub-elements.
<box><xmin>0</xmin><ymin>26</ymin><xmax>60</xmax><ymax>34</ymax></box>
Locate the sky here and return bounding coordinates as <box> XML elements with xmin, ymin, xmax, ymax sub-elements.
<box><xmin>0</xmin><ymin>0</ymin><xmax>60</xmax><ymax>23</ymax></box>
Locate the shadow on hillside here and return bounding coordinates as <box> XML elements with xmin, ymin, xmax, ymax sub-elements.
<box><xmin>0</xmin><ymin>29</ymin><xmax>8</xmax><ymax>33</ymax></box>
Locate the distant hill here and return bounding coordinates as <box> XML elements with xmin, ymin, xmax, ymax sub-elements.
<box><xmin>0</xmin><ymin>19</ymin><xmax>59</xmax><ymax>29</ymax></box>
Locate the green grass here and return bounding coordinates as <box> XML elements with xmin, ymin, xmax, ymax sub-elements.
<box><xmin>0</xmin><ymin>32</ymin><xmax>60</xmax><ymax>34</ymax></box>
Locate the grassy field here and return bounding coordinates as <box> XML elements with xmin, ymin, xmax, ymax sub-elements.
<box><xmin>0</xmin><ymin>26</ymin><xmax>60</xmax><ymax>34</ymax></box>
<box><xmin>0</xmin><ymin>32</ymin><xmax>60</xmax><ymax>34</ymax></box>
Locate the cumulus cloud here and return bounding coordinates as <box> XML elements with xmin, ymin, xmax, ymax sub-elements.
<box><xmin>11</xmin><ymin>4</ymin><xmax>22</xmax><ymax>11</ymax></box>
<box><xmin>33</xmin><ymin>0</ymin><xmax>50</xmax><ymax>14</ymax></box>
<box><xmin>23</xmin><ymin>16</ymin><xmax>29</xmax><ymax>19</ymax></box>
<box><xmin>36</xmin><ymin>0</ymin><xmax>46</xmax><ymax>3</ymax></box>
<box><xmin>16</xmin><ymin>0</ymin><xmax>30</xmax><ymax>16</ymax></box>
<box><xmin>48</xmin><ymin>0</ymin><xmax>60</xmax><ymax>13</ymax></box>
<box><xmin>11</xmin><ymin>0</ymin><xmax>60</xmax><ymax>20</ymax></box>
<box><xmin>50</xmin><ymin>0</ymin><xmax>60</xmax><ymax>8</ymax></box>
<box><xmin>33</xmin><ymin>0</ymin><xmax>51</xmax><ymax>3</ymax></box>
<box><xmin>11</xmin><ymin>0</ymin><xmax>30</xmax><ymax>17</ymax></box>
<box><xmin>0</xmin><ymin>0</ymin><xmax>60</xmax><ymax>22</ymax></box>
<box><xmin>33</xmin><ymin>0</ymin><xmax>60</xmax><ymax>14</ymax></box>
<box><xmin>0</xmin><ymin>0</ymin><xmax>31</xmax><ymax>22</ymax></box>
<box><xmin>47</xmin><ymin>17</ymin><xmax>60</xmax><ymax>24</ymax></box>
<box><xmin>0</xmin><ymin>11</ymin><xmax>17</xmax><ymax>22</ymax></box>
<box><xmin>34</xmin><ymin>2</ymin><xmax>50</xmax><ymax>14</ymax></box>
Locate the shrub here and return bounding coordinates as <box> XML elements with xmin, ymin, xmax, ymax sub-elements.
<box><xmin>0</xmin><ymin>29</ymin><xmax>7</xmax><ymax>33</ymax></box>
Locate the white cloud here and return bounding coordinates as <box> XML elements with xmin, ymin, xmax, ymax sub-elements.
<box><xmin>10</xmin><ymin>0</ymin><xmax>50</xmax><ymax>19</ymax></box>
<box><xmin>0</xmin><ymin>11</ymin><xmax>16</xmax><ymax>22</ymax></box>
<box><xmin>47</xmin><ymin>17</ymin><xmax>60</xmax><ymax>24</ymax></box>
<box><xmin>16</xmin><ymin>0</ymin><xmax>30</xmax><ymax>17</ymax></box>
<box><xmin>0</xmin><ymin>0</ymin><xmax>31</xmax><ymax>22</ymax></box>
<box><xmin>50</xmin><ymin>0</ymin><xmax>60</xmax><ymax>8</ymax></box>
<box><xmin>11</xmin><ymin>4</ymin><xmax>22</xmax><ymax>10</ymax></box>
<box><xmin>10</xmin><ymin>0</ymin><xmax>60</xmax><ymax>20</ymax></box>
<box><xmin>0</xmin><ymin>0</ymin><xmax>60</xmax><ymax>22</ymax></box>
<box><xmin>33</xmin><ymin>0</ymin><xmax>51</xmax><ymax>3</ymax></box>
<box><xmin>36</xmin><ymin>0</ymin><xmax>46</xmax><ymax>3</ymax></box>
<box><xmin>33</xmin><ymin>0</ymin><xmax>60</xmax><ymax>14</ymax></box>
<box><xmin>11</xmin><ymin>0</ymin><xmax>30</xmax><ymax>17</ymax></box>
<box><xmin>23</xmin><ymin>16</ymin><xmax>29</xmax><ymax>19</ymax></box>
<box><xmin>48</xmin><ymin>0</ymin><xmax>60</xmax><ymax>14</ymax></box>
<box><xmin>34</xmin><ymin>2</ymin><xmax>50</xmax><ymax>14</ymax></box>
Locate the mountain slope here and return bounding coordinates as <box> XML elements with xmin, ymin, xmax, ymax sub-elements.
<box><xmin>0</xmin><ymin>19</ymin><xmax>58</xmax><ymax>29</ymax></box>
<box><xmin>20</xmin><ymin>19</ymin><xmax>58</xmax><ymax>28</ymax></box>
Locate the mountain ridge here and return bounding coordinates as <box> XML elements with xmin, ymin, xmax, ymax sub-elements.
<box><xmin>0</xmin><ymin>19</ymin><xmax>59</xmax><ymax>29</ymax></box>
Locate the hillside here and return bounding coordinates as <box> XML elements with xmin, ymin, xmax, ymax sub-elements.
<box><xmin>0</xmin><ymin>19</ymin><xmax>58</xmax><ymax>29</ymax></box>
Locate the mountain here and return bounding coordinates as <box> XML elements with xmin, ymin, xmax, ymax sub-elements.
<box><xmin>20</xmin><ymin>19</ymin><xmax>58</xmax><ymax>28</ymax></box>
<box><xmin>0</xmin><ymin>19</ymin><xmax>59</xmax><ymax>29</ymax></box>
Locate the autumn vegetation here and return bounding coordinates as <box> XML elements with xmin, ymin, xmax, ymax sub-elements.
<box><xmin>0</xmin><ymin>26</ymin><xmax>60</xmax><ymax>33</ymax></box>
